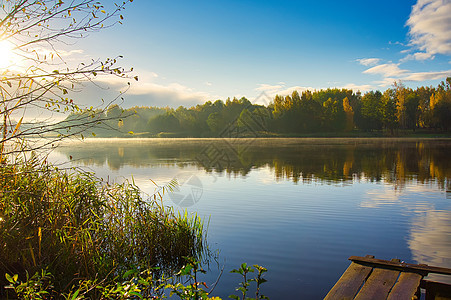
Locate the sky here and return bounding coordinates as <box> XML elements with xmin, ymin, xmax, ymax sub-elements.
<box><xmin>9</xmin><ymin>0</ymin><xmax>451</xmax><ymax>109</ymax></box>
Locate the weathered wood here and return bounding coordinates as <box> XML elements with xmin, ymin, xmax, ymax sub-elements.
<box><xmin>387</xmin><ymin>272</ymin><xmax>422</xmax><ymax>300</ymax></box>
<box><xmin>354</xmin><ymin>268</ymin><xmax>400</xmax><ymax>300</ymax></box>
<box><xmin>325</xmin><ymin>256</ymin><xmax>451</xmax><ymax>300</ymax></box>
<box><xmin>421</xmin><ymin>280</ymin><xmax>451</xmax><ymax>300</ymax></box>
<box><xmin>324</xmin><ymin>262</ymin><xmax>372</xmax><ymax>300</ymax></box>
<box><xmin>349</xmin><ymin>256</ymin><xmax>451</xmax><ymax>276</ymax></box>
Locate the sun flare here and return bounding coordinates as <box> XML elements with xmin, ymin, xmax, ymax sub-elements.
<box><xmin>0</xmin><ymin>40</ymin><xmax>14</xmax><ymax>69</ymax></box>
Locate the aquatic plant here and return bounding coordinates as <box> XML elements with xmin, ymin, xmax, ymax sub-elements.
<box><xmin>229</xmin><ymin>263</ymin><xmax>268</xmax><ymax>300</ymax></box>
<box><xmin>0</xmin><ymin>153</ymin><xmax>206</xmax><ymax>297</ymax></box>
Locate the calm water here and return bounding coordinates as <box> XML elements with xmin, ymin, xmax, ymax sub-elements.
<box><xmin>49</xmin><ymin>138</ymin><xmax>451</xmax><ymax>299</ymax></box>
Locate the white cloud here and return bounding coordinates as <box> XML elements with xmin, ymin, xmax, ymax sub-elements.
<box><xmin>357</xmin><ymin>58</ymin><xmax>381</xmax><ymax>66</ymax></box>
<box><xmin>92</xmin><ymin>69</ymin><xmax>212</xmax><ymax>108</ymax></box>
<box><xmin>256</xmin><ymin>81</ymin><xmax>375</xmax><ymax>98</ymax></box>
<box><xmin>340</xmin><ymin>83</ymin><xmax>374</xmax><ymax>92</ymax></box>
<box><xmin>129</xmin><ymin>81</ymin><xmax>210</xmax><ymax>101</ymax></box>
<box><xmin>403</xmin><ymin>70</ymin><xmax>451</xmax><ymax>81</ymax></box>
<box><xmin>360</xmin><ymin>60</ymin><xmax>451</xmax><ymax>86</ymax></box>
<box><xmin>255</xmin><ymin>83</ymin><xmax>285</xmax><ymax>93</ymax></box>
<box><xmin>255</xmin><ymin>83</ymin><xmax>315</xmax><ymax>97</ymax></box>
<box><xmin>406</xmin><ymin>0</ymin><xmax>451</xmax><ymax>59</ymax></box>
<box><xmin>375</xmin><ymin>77</ymin><xmax>399</xmax><ymax>87</ymax></box>
<box><xmin>363</xmin><ymin>63</ymin><xmax>408</xmax><ymax>77</ymax></box>
<box><xmin>401</xmin><ymin>51</ymin><xmax>435</xmax><ymax>62</ymax></box>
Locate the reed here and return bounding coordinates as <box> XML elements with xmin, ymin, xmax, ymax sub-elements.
<box><xmin>0</xmin><ymin>153</ymin><xmax>206</xmax><ymax>296</ymax></box>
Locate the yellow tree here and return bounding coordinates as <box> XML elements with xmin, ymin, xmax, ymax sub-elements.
<box><xmin>342</xmin><ymin>96</ymin><xmax>354</xmax><ymax>131</ymax></box>
<box><xmin>394</xmin><ymin>81</ymin><xmax>407</xmax><ymax>128</ymax></box>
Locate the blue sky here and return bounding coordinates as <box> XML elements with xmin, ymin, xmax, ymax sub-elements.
<box><xmin>77</xmin><ymin>0</ymin><xmax>451</xmax><ymax>108</ymax></box>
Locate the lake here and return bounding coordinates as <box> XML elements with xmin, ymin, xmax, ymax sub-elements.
<box><xmin>49</xmin><ymin>138</ymin><xmax>451</xmax><ymax>299</ymax></box>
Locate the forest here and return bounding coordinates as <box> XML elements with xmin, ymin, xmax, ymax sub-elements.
<box><xmin>65</xmin><ymin>78</ymin><xmax>451</xmax><ymax>137</ymax></box>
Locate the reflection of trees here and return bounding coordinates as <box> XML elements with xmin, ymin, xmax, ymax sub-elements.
<box><xmin>56</xmin><ymin>139</ymin><xmax>451</xmax><ymax>189</ymax></box>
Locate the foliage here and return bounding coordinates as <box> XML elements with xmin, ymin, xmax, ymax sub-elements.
<box><xmin>0</xmin><ymin>0</ymin><xmax>135</xmax><ymax>157</ymax></box>
<box><xmin>0</xmin><ymin>153</ymin><xmax>206</xmax><ymax>297</ymax></box>
<box><xmin>166</xmin><ymin>257</ymin><xmax>213</xmax><ymax>300</ymax></box>
<box><xmin>4</xmin><ymin>260</ymin><xmax>268</xmax><ymax>299</ymax></box>
<box><xmin>67</xmin><ymin>78</ymin><xmax>451</xmax><ymax>138</ymax></box>
<box><xmin>5</xmin><ymin>270</ymin><xmax>53</xmax><ymax>300</ymax></box>
<box><xmin>229</xmin><ymin>263</ymin><xmax>268</xmax><ymax>300</ymax></box>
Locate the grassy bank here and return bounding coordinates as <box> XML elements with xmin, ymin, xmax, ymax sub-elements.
<box><xmin>0</xmin><ymin>154</ymin><xmax>206</xmax><ymax>298</ymax></box>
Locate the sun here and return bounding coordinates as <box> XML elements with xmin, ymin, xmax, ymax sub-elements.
<box><xmin>0</xmin><ymin>40</ymin><xmax>14</xmax><ymax>69</ymax></box>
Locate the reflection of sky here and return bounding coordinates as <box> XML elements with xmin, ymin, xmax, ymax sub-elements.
<box><xmin>362</xmin><ymin>182</ymin><xmax>451</xmax><ymax>283</ymax></box>
<box><xmin>47</xmin><ymin>141</ymin><xmax>451</xmax><ymax>298</ymax></box>
<box><xmin>409</xmin><ymin>210</ymin><xmax>451</xmax><ymax>284</ymax></box>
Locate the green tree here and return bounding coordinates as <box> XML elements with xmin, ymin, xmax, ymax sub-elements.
<box><xmin>358</xmin><ymin>91</ymin><xmax>383</xmax><ymax>131</ymax></box>
<box><xmin>404</xmin><ymin>92</ymin><xmax>420</xmax><ymax>130</ymax></box>
<box><xmin>381</xmin><ymin>89</ymin><xmax>398</xmax><ymax>135</ymax></box>
<box><xmin>207</xmin><ymin>112</ymin><xmax>224</xmax><ymax>134</ymax></box>
<box><xmin>430</xmin><ymin>78</ymin><xmax>451</xmax><ymax>130</ymax></box>
<box><xmin>148</xmin><ymin>113</ymin><xmax>181</xmax><ymax>134</ymax></box>
<box><xmin>322</xmin><ymin>97</ymin><xmax>346</xmax><ymax>131</ymax></box>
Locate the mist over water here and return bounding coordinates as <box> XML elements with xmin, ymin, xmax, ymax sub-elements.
<box><xmin>50</xmin><ymin>138</ymin><xmax>451</xmax><ymax>299</ymax></box>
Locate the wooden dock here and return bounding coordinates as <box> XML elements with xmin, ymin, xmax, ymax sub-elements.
<box><xmin>324</xmin><ymin>255</ymin><xmax>451</xmax><ymax>300</ymax></box>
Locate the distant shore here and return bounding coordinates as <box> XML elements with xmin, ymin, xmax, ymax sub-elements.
<box><xmin>69</xmin><ymin>129</ymin><xmax>451</xmax><ymax>139</ymax></box>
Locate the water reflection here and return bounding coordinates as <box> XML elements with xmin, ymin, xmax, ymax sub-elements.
<box><xmin>409</xmin><ymin>210</ymin><xmax>451</xmax><ymax>283</ymax></box>
<box><xmin>51</xmin><ymin>138</ymin><xmax>451</xmax><ymax>297</ymax></box>
<box><xmin>361</xmin><ymin>182</ymin><xmax>451</xmax><ymax>283</ymax></box>
<box><xmin>55</xmin><ymin>138</ymin><xmax>451</xmax><ymax>192</ymax></box>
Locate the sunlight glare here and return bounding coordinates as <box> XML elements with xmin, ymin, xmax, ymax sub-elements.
<box><xmin>0</xmin><ymin>40</ymin><xmax>14</xmax><ymax>69</ymax></box>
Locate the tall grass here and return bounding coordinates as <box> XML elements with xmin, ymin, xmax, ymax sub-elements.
<box><xmin>0</xmin><ymin>153</ymin><xmax>206</xmax><ymax>296</ymax></box>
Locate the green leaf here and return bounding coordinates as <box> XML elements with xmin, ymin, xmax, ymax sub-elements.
<box><xmin>70</xmin><ymin>289</ymin><xmax>80</xmax><ymax>300</ymax></box>
<box><xmin>130</xmin><ymin>291</ymin><xmax>143</xmax><ymax>299</ymax></box>
<box><xmin>179</xmin><ymin>264</ymin><xmax>193</xmax><ymax>276</ymax></box>
<box><xmin>5</xmin><ymin>273</ymin><xmax>13</xmax><ymax>283</ymax></box>
<box><xmin>257</xmin><ymin>278</ymin><xmax>267</xmax><ymax>284</ymax></box>
<box><xmin>122</xmin><ymin>269</ymin><xmax>135</xmax><ymax>279</ymax></box>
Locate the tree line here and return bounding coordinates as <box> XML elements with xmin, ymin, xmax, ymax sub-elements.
<box><xmin>67</xmin><ymin>78</ymin><xmax>451</xmax><ymax>137</ymax></box>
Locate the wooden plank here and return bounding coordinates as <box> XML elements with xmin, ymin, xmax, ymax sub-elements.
<box><xmin>387</xmin><ymin>272</ymin><xmax>422</xmax><ymax>300</ymax></box>
<box><xmin>421</xmin><ymin>280</ymin><xmax>451</xmax><ymax>300</ymax></box>
<box><xmin>354</xmin><ymin>268</ymin><xmax>400</xmax><ymax>300</ymax></box>
<box><xmin>324</xmin><ymin>262</ymin><xmax>373</xmax><ymax>300</ymax></box>
<box><xmin>349</xmin><ymin>256</ymin><xmax>451</xmax><ymax>276</ymax></box>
